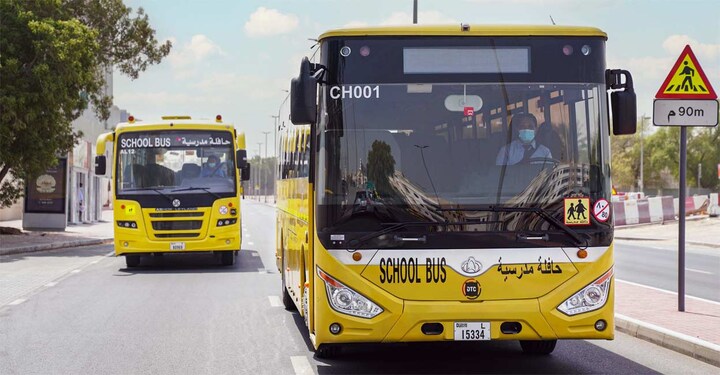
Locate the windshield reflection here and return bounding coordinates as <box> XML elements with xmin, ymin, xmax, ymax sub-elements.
<box><xmin>318</xmin><ymin>83</ymin><xmax>607</xmax><ymax>233</ymax></box>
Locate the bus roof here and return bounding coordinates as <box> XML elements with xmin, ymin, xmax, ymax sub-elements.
<box><xmin>318</xmin><ymin>25</ymin><xmax>607</xmax><ymax>40</ymax></box>
<box><xmin>114</xmin><ymin>117</ymin><xmax>235</xmax><ymax>132</ymax></box>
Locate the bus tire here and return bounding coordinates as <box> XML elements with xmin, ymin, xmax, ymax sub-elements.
<box><xmin>221</xmin><ymin>251</ymin><xmax>235</xmax><ymax>266</ymax></box>
<box><xmin>315</xmin><ymin>344</ymin><xmax>341</xmax><ymax>359</ymax></box>
<box><xmin>281</xmin><ymin>259</ymin><xmax>296</xmax><ymax>310</ymax></box>
<box><xmin>519</xmin><ymin>339</ymin><xmax>557</xmax><ymax>355</ymax></box>
<box><xmin>125</xmin><ymin>255</ymin><xmax>141</xmax><ymax>268</ymax></box>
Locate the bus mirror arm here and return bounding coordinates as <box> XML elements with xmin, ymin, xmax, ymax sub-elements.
<box><xmin>94</xmin><ymin>155</ymin><xmax>106</xmax><ymax>175</ymax></box>
<box><xmin>606</xmin><ymin>69</ymin><xmax>637</xmax><ymax>135</ymax></box>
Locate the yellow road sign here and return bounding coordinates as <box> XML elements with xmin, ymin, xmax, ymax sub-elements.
<box><xmin>656</xmin><ymin>45</ymin><xmax>717</xmax><ymax>100</ymax></box>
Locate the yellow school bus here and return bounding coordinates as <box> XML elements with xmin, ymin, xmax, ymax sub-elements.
<box><xmin>277</xmin><ymin>25</ymin><xmax>636</xmax><ymax>357</ymax></box>
<box><xmin>95</xmin><ymin>115</ymin><xmax>251</xmax><ymax>267</ymax></box>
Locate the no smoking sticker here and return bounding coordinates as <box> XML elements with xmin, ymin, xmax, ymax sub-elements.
<box><xmin>593</xmin><ymin>199</ymin><xmax>610</xmax><ymax>222</ymax></box>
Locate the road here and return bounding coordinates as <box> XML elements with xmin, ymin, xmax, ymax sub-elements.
<box><xmin>614</xmin><ymin>239</ymin><xmax>719</xmax><ymax>302</ymax></box>
<box><xmin>0</xmin><ymin>200</ymin><xmax>717</xmax><ymax>374</ymax></box>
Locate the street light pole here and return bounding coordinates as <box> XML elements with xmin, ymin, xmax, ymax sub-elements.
<box><xmin>257</xmin><ymin>143</ymin><xmax>262</xmax><ymax>199</ymax></box>
<box><xmin>639</xmin><ymin>115</ymin><xmax>650</xmax><ymax>193</ymax></box>
<box><xmin>262</xmin><ymin>131</ymin><xmax>270</xmax><ymax>202</ymax></box>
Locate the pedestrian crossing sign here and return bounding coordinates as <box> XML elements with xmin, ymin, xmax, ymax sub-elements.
<box><xmin>564</xmin><ymin>197</ymin><xmax>590</xmax><ymax>226</ymax></box>
<box><xmin>655</xmin><ymin>45</ymin><xmax>717</xmax><ymax>99</ymax></box>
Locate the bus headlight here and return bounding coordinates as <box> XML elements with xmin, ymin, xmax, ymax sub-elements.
<box><xmin>558</xmin><ymin>268</ymin><xmax>613</xmax><ymax>316</ymax></box>
<box><xmin>317</xmin><ymin>267</ymin><xmax>383</xmax><ymax>319</ymax></box>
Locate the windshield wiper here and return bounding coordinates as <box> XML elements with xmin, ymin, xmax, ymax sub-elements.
<box><xmin>346</xmin><ymin>220</ymin><xmax>464</xmax><ymax>250</ymax></box>
<box><xmin>437</xmin><ymin>205</ymin><xmax>587</xmax><ymax>246</ymax></box>
<box><xmin>171</xmin><ymin>186</ymin><xmax>221</xmax><ymax>199</ymax></box>
<box><xmin>121</xmin><ymin>187</ymin><xmax>174</xmax><ymax>204</ymax></box>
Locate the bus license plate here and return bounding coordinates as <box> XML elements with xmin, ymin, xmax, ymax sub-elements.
<box><xmin>454</xmin><ymin>322</ymin><xmax>491</xmax><ymax>341</ymax></box>
<box><xmin>170</xmin><ymin>242</ymin><xmax>186</xmax><ymax>250</ymax></box>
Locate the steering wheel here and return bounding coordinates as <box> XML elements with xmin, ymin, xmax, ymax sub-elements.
<box><xmin>526</xmin><ymin>156</ymin><xmax>561</xmax><ymax>166</ymax></box>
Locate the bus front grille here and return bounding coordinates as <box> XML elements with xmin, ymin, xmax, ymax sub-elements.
<box><xmin>151</xmin><ymin>220</ymin><xmax>202</xmax><ymax>231</ymax></box>
<box><xmin>149</xmin><ymin>212</ymin><xmax>204</xmax><ymax>218</ymax></box>
<box><xmin>155</xmin><ymin>233</ymin><xmax>201</xmax><ymax>238</ymax></box>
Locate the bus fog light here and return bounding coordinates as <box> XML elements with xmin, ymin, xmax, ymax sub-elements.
<box><xmin>329</xmin><ymin>323</ymin><xmax>342</xmax><ymax>335</ymax></box>
<box><xmin>317</xmin><ymin>267</ymin><xmax>383</xmax><ymax>319</ymax></box>
<box><xmin>225</xmin><ymin>239</ymin><xmax>231</xmax><ymax>245</ymax></box>
<box><xmin>558</xmin><ymin>268</ymin><xmax>613</xmax><ymax>316</ymax></box>
<box><xmin>595</xmin><ymin>319</ymin><xmax>607</xmax><ymax>331</ymax></box>
<box><xmin>123</xmin><ymin>241</ymin><xmax>129</xmax><ymax>247</ymax></box>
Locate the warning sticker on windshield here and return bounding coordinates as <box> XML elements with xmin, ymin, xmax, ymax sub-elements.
<box><xmin>564</xmin><ymin>197</ymin><xmax>590</xmax><ymax>226</ymax></box>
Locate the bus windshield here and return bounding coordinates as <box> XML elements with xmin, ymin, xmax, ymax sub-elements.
<box><xmin>317</xmin><ymin>82</ymin><xmax>609</xmax><ymax>234</ymax></box>
<box><xmin>116</xmin><ymin>130</ymin><xmax>236</xmax><ymax>196</ymax></box>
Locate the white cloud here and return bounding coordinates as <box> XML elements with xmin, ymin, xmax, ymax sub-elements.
<box><xmin>662</xmin><ymin>34</ymin><xmax>720</xmax><ymax>61</ymax></box>
<box><xmin>167</xmin><ymin>34</ymin><xmax>224</xmax><ymax>76</ymax></box>
<box><xmin>244</xmin><ymin>7</ymin><xmax>299</xmax><ymax>37</ymax></box>
<box><xmin>381</xmin><ymin>11</ymin><xmax>458</xmax><ymax>25</ymax></box>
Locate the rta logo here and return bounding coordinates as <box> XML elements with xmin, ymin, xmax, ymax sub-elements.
<box><xmin>462</xmin><ymin>279</ymin><xmax>481</xmax><ymax>300</ymax></box>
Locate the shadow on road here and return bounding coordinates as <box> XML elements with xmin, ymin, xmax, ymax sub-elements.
<box><xmin>113</xmin><ymin>249</ymin><xmax>266</xmax><ymax>274</ymax></box>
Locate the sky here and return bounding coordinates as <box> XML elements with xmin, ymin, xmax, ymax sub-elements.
<box><xmin>114</xmin><ymin>0</ymin><xmax>720</xmax><ymax>157</ymax></box>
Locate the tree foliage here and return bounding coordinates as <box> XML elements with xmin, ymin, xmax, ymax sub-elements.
<box><xmin>0</xmin><ymin>0</ymin><xmax>171</xmax><ymax>208</ymax></box>
<box><xmin>367</xmin><ymin>140</ymin><xmax>396</xmax><ymax>196</ymax></box>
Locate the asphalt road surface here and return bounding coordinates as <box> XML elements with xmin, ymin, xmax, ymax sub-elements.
<box><xmin>0</xmin><ymin>200</ymin><xmax>716</xmax><ymax>374</ymax></box>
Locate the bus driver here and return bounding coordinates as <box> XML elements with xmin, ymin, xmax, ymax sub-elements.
<box><xmin>495</xmin><ymin>113</ymin><xmax>552</xmax><ymax>165</ymax></box>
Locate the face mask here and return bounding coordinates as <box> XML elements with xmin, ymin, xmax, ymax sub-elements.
<box><xmin>518</xmin><ymin>129</ymin><xmax>535</xmax><ymax>144</ymax></box>
<box><xmin>208</xmin><ymin>162</ymin><xmax>217</xmax><ymax>168</ymax></box>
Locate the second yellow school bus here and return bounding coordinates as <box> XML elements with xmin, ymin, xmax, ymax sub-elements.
<box><xmin>95</xmin><ymin>115</ymin><xmax>251</xmax><ymax>267</ymax></box>
<box><xmin>277</xmin><ymin>25</ymin><xmax>637</xmax><ymax>357</ymax></box>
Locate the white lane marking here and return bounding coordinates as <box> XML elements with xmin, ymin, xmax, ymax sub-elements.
<box><xmin>71</xmin><ymin>269</ymin><xmax>81</xmax><ymax>274</ymax></box>
<box><xmin>105</xmin><ymin>251</ymin><xmax>115</xmax><ymax>256</ymax></box>
<box><xmin>45</xmin><ymin>282</ymin><xmax>58</xmax><ymax>287</ymax></box>
<box><xmin>268</xmin><ymin>296</ymin><xmax>282</xmax><ymax>307</ymax></box>
<box><xmin>252</xmin><ymin>253</ymin><xmax>260</xmax><ymax>257</ymax></box>
<box><xmin>257</xmin><ymin>268</ymin><xmax>266</xmax><ymax>274</ymax></box>
<box><xmin>248</xmin><ymin>242</ymin><xmax>255</xmax><ymax>246</ymax></box>
<box><xmin>245</xmin><ymin>234</ymin><xmax>251</xmax><ymax>238</ymax></box>
<box><xmin>686</xmin><ymin>268</ymin><xmax>713</xmax><ymax>275</ymax></box>
<box><xmin>9</xmin><ymin>298</ymin><xmax>26</xmax><ymax>306</ymax></box>
<box><xmin>90</xmin><ymin>259</ymin><xmax>100</xmax><ymax>264</ymax></box>
<box><xmin>616</xmin><ymin>279</ymin><xmax>720</xmax><ymax>305</ymax></box>
<box><xmin>290</xmin><ymin>356</ymin><xmax>314</xmax><ymax>375</ymax></box>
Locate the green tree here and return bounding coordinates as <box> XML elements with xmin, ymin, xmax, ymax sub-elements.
<box><xmin>0</xmin><ymin>0</ymin><xmax>171</xmax><ymax>208</ymax></box>
<box><xmin>366</xmin><ymin>140</ymin><xmax>396</xmax><ymax>196</ymax></box>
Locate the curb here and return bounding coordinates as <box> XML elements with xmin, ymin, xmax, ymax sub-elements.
<box><xmin>0</xmin><ymin>238</ymin><xmax>113</xmax><ymax>256</ymax></box>
<box><xmin>615</xmin><ymin>313</ymin><xmax>720</xmax><ymax>367</ymax></box>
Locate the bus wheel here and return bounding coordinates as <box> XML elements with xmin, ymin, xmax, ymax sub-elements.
<box><xmin>125</xmin><ymin>255</ymin><xmax>141</xmax><ymax>268</ymax></box>
<box><xmin>519</xmin><ymin>340</ymin><xmax>557</xmax><ymax>355</ymax></box>
<box><xmin>315</xmin><ymin>344</ymin><xmax>341</xmax><ymax>359</ymax></box>
<box><xmin>221</xmin><ymin>251</ymin><xmax>235</xmax><ymax>266</ymax></box>
<box><xmin>281</xmin><ymin>258</ymin><xmax>295</xmax><ymax>310</ymax></box>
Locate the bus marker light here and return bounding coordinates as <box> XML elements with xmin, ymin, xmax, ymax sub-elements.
<box><xmin>563</xmin><ymin>45</ymin><xmax>573</xmax><ymax>56</ymax></box>
<box><xmin>121</xmin><ymin>204</ymin><xmax>126</xmax><ymax>210</ymax></box>
<box><xmin>352</xmin><ymin>252</ymin><xmax>362</xmax><ymax>262</ymax></box>
<box><xmin>228</xmin><ymin>202</ymin><xmax>233</xmax><ymax>207</ymax></box>
<box><xmin>577</xmin><ymin>249</ymin><xmax>588</xmax><ymax>259</ymax></box>
<box><xmin>216</xmin><ymin>115</ymin><xmax>222</xmax><ymax>122</ymax></box>
<box><xmin>360</xmin><ymin>46</ymin><xmax>370</xmax><ymax>57</ymax></box>
<box><xmin>128</xmin><ymin>115</ymin><xmax>135</xmax><ymax>123</ymax></box>
<box><xmin>581</xmin><ymin>45</ymin><xmax>592</xmax><ymax>56</ymax></box>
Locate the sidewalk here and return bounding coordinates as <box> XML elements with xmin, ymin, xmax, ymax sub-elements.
<box><xmin>0</xmin><ymin>210</ymin><xmax>114</xmax><ymax>256</ymax></box>
<box><xmin>1</xmin><ymin>206</ymin><xmax>718</xmax><ymax>367</ymax></box>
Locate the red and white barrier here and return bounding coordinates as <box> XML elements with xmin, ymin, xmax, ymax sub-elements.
<box><xmin>613</xmin><ymin>194</ymin><xmax>710</xmax><ymax>226</ymax></box>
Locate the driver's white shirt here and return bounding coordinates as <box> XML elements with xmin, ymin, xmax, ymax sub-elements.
<box><xmin>495</xmin><ymin>140</ymin><xmax>552</xmax><ymax>165</ymax></box>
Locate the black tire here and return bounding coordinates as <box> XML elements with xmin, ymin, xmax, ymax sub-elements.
<box><xmin>519</xmin><ymin>339</ymin><xmax>557</xmax><ymax>355</ymax></box>
<box><xmin>220</xmin><ymin>251</ymin><xmax>235</xmax><ymax>266</ymax></box>
<box><xmin>315</xmin><ymin>344</ymin><xmax>341</xmax><ymax>359</ymax></box>
<box><xmin>125</xmin><ymin>255</ymin><xmax>141</xmax><ymax>268</ymax></box>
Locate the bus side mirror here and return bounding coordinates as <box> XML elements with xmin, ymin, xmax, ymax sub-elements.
<box><xmin>236</xmin><ymin>149</ymin><xmax>248</xmax><ymax>169</ymax></box>
<box><xmin>94</xmin><ymin>155</ymin><xmax>106</xmax><ymax>175</ymax></box>
<box><xmin>606</xmin><ymin>69</ymin><xmax>637</xmax><ymax>135</ymax></box>
<box><xmin>241</xmin><ymin>164</ymin><xmax>251</xmax><ymax>181</ymax></box>
<box><xmin>290</xmin><ymin>57</ymin><xmax>318</xmax><ymax>125</ymax></box>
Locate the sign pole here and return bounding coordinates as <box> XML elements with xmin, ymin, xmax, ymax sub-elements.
<box><xmin>678</xmin><ymin>127</ymin><xmax>686</xmax><ymax>312</ymax></box>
